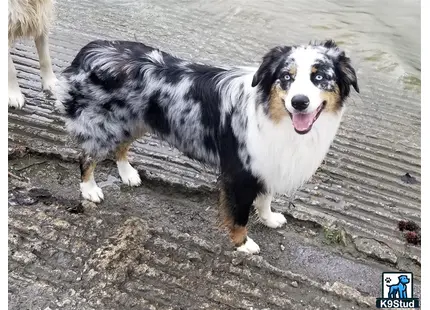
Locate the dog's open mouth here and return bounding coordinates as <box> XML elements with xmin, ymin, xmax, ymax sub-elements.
<box><xmin>291</xmin><ymin>101</ymin><xmax>326</xmax><ymax>134</ymax></box>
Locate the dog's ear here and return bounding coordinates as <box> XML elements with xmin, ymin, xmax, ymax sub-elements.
<box><xmin>310</xmin><ymin>39</ymin><xmax>338</xmax><ymax>50</ymax></box>
<box><xmin>321</xmin><ymin>39</ymin><xmax>338</xmax><ymax>49</ymax></box>
<box><xmin>338</xmin><ymin>52</ymin><xmax>359</xmax><ymax>93</ymax></box>
<box><xmin>332</xmin><ymin>49</ymin><xmax>359</xmax><ymax>98</ymax></box>
<box><xmin>252</xmin><ymin>46</ymin><xmax>291</xmax><ymax>88</ymax></box>
<box><xmin>320</xmin><ymin>40</ymin><xmax>359</xmax><ymax>96</ymax></box>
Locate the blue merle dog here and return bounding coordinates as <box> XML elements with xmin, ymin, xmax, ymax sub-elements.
<box><xmin>56</xmin><ymin>39</ymin><xmax>358</xmax><ymax>253</ymax></box>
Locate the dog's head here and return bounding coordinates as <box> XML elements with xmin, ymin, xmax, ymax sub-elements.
<box><xmin>398</xmin><ymin>275</ymin><xmax>410</xmax><ymax>285</ymax></box>
<box><xmin>252</xmin><ymin>40</ymin><xmax>359</xmax><ymax>134</ymax></box>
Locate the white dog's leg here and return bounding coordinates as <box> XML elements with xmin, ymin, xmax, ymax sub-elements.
<box><xmin>8</xmin><ymin>51</ymin><xmax>25</xmax><ymax>109</ymax></box>
<box><xmin>254</xmin><ymin>193</ymin><xmax>287</xmax><ymax>228</ymax></box>
<box><xmin>35</xmin><ymin>33</ymin><xmax>57</xmax><ymax>95</ymax></box>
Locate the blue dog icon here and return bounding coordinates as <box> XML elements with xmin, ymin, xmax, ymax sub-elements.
<box><xmin>387</xmin><ymin>275</ymin><xmax>410</xmax><ymax>299</ymax></box>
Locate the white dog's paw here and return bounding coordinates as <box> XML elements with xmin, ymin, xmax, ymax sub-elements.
<box><xmin>260</xmin><ymin>212</ymin><xmax>287</xmax><ymax>229</ymax></box>
<box><xmin>8</xmin><ymin>89</ymin><xmax>25</xmax><ymax>109</ymax></box>
<box><xmin>80</xmin><ymin>182</ymin><xmax>104</xmax><ymax>203</ymax></box>
<box><xmin>236</xmin><ymin>237</ymin><xmax>260</xmax><ymax>254</ymax></box>
<box><xmin>118</xmin><ymin>162</ymin><xmax>141</xmax><ymax>186</ymax></box>
<box><xmin>42</xmin><ymin>75</ymin><xmax>58</xmax><ymax>97</ymax></box>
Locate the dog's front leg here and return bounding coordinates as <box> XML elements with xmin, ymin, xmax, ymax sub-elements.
<box><xmin>35</xmin><ymin>33</ymin><xmax>57</xmax><ymax>96</ymax></box>
<box><xmin>254</xmin><ymin>192</ymin><xmax>287</xmax><ymax>228</ymax></box>
<box><xmin>219</xmin><ymin>174</ymin><xmax>261</xmax><ymax>254</ymax></box>
<box><xmin>8</xmin><ymin>51</ymin><xmax>25</xmax><ymax>109</ymax></box>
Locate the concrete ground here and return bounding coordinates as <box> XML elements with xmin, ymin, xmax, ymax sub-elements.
<box><xmin>8</xmin><ymin>0</ymin><xmax>420</xmax><ymax>309</ymax></box>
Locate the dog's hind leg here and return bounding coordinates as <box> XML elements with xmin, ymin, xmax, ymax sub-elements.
<box><xmin>8</xmin><ymin>51</ymin><xmax>25</xmax><ymax>109</ymax></box>
<box><xmin>115</xmin><ymin>141</ymin><xmax>142</xmax><ymax>187</ymax></box>
<box><xmin>219</xmin><ymin>176</ymin><xmax>261</xmax><ymax>254</ymax></box>
<box><xmin>35</xmin><ymin>33</ymin><xmax>57</xmax><ymax>95</ymax></box>
<box><xmin>80</xmin><ymin>153</ymin><xmax>104</xmax><ymax>203</ymax></box>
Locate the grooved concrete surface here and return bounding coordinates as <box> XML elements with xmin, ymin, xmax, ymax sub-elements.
<box><xmin>8</xmin><ymin>0</ymin><xmax>420</xmax><ymax>309</ymax></box>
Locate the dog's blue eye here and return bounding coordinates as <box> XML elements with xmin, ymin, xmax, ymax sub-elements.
<box><xmin>315</xmin><ymin>75</ymin><xmax>323</xmax><ymax>81</ymax></box>
<box><xmin>284</xmin><ymin>74</ymin><xmax>291</xmax><ymax>81</ymax></box>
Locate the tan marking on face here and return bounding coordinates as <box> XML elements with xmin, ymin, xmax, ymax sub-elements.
<box><xmin>320</xmin><ymin>84</ymin><xmax>341</xmax><ymax>113</ymax></box>
<box><xmin>268</xmin><ymin>85</ymin><xmax>290</xmax><ymax>123</ymax></box>
<box><xmin>311</xmin><ymin>66</ymin><xmax>318</xmax><ymax>73</ymax></box>
<box><xmin>218</xmin><ymin>187</ymin><xmax>248</xmax><ymax>246</ymax></box>
<box><xmin>288</xmin><ymin>65</ymin><xmax>297</xmax><ymax>76</ymax></box>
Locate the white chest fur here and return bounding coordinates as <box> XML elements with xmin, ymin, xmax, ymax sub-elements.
<box><xmin>246</xmin><ymin>105</ymin><xmax>343</xmax><ymax>195</ymax></box>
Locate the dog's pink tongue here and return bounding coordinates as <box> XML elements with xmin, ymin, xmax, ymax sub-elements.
<box><xmin>292</xmin><ymin>112</ymin><xmax>317</xmax><ymax>132</ymax></box>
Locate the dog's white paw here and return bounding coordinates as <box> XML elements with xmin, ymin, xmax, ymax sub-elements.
<box><xmin>236</xmin><ymin>237</ymin><xmax>260</xmax><ymax>254</ymax></box>
<box><xmin>8</xmin><ymin>89</ymin><xmax>25</xmax><ymax>109</ymax></box>
<box><xmin>121</xmin><ymin>168</ymin><xmax>141</xmax><ymax>186</ymax></box>
<box><xmin>118</xmin><ymin>162</ymin><xmax>141</xmax><ymax>186</ymax></box>
<box><xmin>260</xmin><ymin>212</ymin><xmax>287</xmax><ymax>229</ymax></box>
<box><xmin>80</xmin><ymin>182</ymin><xmax>104</xmax><ymax>203</ymax></box>
<box><xmin>42</xmin><ymin>75</ymin><xmax>58</xmax><ymax>97</ymax></box>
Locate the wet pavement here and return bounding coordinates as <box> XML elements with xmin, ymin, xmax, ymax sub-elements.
<box><xmin>8</xmin><ymin>0</ymin><xmax>420</xmax><ymax>309</ymax></box>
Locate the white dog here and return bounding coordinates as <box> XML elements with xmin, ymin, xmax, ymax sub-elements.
<box><xmin>8</xmin><ymin>0</ymin><xmax>57</xmax><ymax>109</ymax></box>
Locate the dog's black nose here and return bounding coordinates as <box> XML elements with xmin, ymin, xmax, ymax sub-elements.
<box><xmin>291</xmin><ymin>95</ymin><xmax>310</xmax><ymax>111</ymax></box>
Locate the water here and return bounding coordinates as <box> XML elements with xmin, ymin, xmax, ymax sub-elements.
<box><xmin>95</xmin><ymin>0</ymin><xmax>420</xmax><ymax>91</ymax></box>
